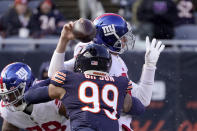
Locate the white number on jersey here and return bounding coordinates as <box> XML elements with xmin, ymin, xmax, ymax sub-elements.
<box><xmin>39</xmin><ymin>15</ymin><xmax>56</xmax><ymax>30</ymax></box>
<box><xmin>78</xmin><ymin>81</ymin><xmax>119</xmax><ymax>120</ymax></box>
<box><xmin>26</xmin><ymin>121</ymin><xmax>67</xmax><ymax>131</ymax></box>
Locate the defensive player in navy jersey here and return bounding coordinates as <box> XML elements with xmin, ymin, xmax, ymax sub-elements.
<box><xmin>24</xmin><ymin>44</ymin><xmax>144</xmax><ymax>131</ymax></box>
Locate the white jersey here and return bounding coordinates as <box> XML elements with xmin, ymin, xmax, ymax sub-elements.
<box><xmin>0</xmin><ymin>100</ymin><xmax>70</xmax><ymax>131</ymax></box>
<box><xmin>110</xmin><ymin>54</ymin><xmax>128</xmax><ymax>77</ymax></box>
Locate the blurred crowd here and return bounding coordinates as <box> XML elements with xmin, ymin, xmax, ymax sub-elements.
<box><xmin>0</xmin><ymin>0</ymin><xmax>65</xmax><ymax>38</ymax></box>
<box><xmin>79</xmin><ymin>0</ymin><xmax>197</xmax><ymax>40</ymax></box>
<box><xmin>0</xmin><ymin>0</ymin><xmax>197</xmax><ymax>40</ymax></box>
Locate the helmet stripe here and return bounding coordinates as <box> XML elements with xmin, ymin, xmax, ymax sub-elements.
<box><xmin>0</xmin><ymin>77</ymin><xmax>4</xmax><ymax>92</ymax></box>
<box><xmin>94</xmin><ymin>13</ymin><xmax>123</xmax><ymax>22</ymax></box>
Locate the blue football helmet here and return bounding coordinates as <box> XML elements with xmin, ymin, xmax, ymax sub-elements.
<box><xmin>93</xmin><ymin>13</ymin><xmax>135</xmax><ymax>54</ymax></box>
<box><xmin>0</xmin><ymin>62</ymin><xmax>35</xmax><ymax>111</ymax></box>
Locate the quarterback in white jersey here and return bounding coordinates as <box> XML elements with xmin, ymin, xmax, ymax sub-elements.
<box><xmin>48</xmin><ymin>14</ymin><xmax>165</xmax><ymax>131</ymax></box>
<box><xmin>0</xmin><ymin>62</ymin><xmax>70</xmax><ymax>131</ymax></box>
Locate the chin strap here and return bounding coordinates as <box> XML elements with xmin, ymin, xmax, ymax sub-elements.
<box><xmin>84</xmin><ymin>70</ymin><xmax>109</xmax><ymax>76</ymax></box>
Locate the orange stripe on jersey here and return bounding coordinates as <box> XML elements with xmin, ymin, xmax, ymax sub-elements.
<box><xmin>57</xmin><ymin>72</ymin><xmax>66</xmax><ymax>77</ymax></box>
<box><xmin>55</xmin><ymin>74</ymin><xmax>66</xmax><ymax>81</ymax></box>
<box><xmin>128</xmin><ymin>86</ymin><xmax>133</xmax><ymax>89</ymax></box>
<box><xmin>127</xmin><ymin>80</ymin><xmax>133</xmax><ymax>90</ymax></box>
<box><xmin>128</xmin><ymin>81</ymin><xmax>132</xmax><ymax>86</ymax></box>
<box><xmin>51</xmin><ymin>78</ymin><xmax>64</xmax><ymax>84</ymax></box>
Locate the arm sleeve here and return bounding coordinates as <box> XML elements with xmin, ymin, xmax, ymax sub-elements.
<box><xmin>63</xmin><ymin>58</ymin><xmax>75</xmax><ymax>71</ymax></box>
<box><xmin>24</xmin><ymin>86</ymin><xmax>52</xmax><ymax>104</ymax></box>
<box><xmin>131</xmin><ymin>65</ymin><xmax>156</xmax><ymax>107</ymax></box>
<box><xmin>48</xmin><ymin>51</ymin><xmax>66</xmax><ymax>78</ymax></box>
<box><xmin>127</xmin><ymin>96</ymin><xmax>145</xmax><ymax>116</ymax></box>
<box><xmin>48</xmin><ymin>42</ymin><xmax>87</xmax><ymax>78</ymax></box>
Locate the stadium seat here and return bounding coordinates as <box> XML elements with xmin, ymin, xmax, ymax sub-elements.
<box><xmin>1</xmin><ymin>37</ymin><xmax>34</xmax><ymax>51</ymax></box>
<box><xmin>174</xmin><ymin>25</ymin><xmax>197</xmax><ymax>40</ymax></box>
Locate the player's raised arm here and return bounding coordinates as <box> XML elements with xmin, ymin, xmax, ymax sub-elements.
<box><xmin>132</xmin><ymin>36</ymin><xmax>165</xmax><ymax>107</ymax></box>
<box><xmin>48</xmin><ymin>22</ymin><xmax>75</xmax><ymax>78</ymax></box>
<box><xmin>48</xmin><ymin>19</ymin><xmax>95</xmax><ymax>77</ymax></box>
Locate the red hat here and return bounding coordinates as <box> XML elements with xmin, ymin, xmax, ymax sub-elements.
<box><xmin>43</xmin><ymin>0</ymin><xmax>52</xmax><ymax>6</ymax></box>
<box><xmin>15</xmin><ymin>0</ymin><xmax>28</xmax><ymax>5</ymax></box>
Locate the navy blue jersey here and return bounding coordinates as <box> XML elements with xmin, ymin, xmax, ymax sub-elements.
<box><xmin>51</xmin><ymin>70</ymin><xmax>132</xmax><ymax>131</ymax></box>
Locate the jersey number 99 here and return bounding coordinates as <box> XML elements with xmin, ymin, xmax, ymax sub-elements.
<box><xmin>78</xmin><ymin>81</ymin><xmax>118</xmax><ymax>120</ymax></box>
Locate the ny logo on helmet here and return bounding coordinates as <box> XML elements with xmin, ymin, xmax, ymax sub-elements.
<box><xmin>16</xmin><ymin>67</ymin><xmax>28</xmax><ymax>80</ymax></box>
<box><xmin>102</xmin><ymin>24</ymin><xmax>119</xmax><ymax>39</ymax></box>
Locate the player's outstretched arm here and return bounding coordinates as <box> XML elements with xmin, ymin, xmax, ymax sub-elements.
<box><xmin>24</xmin><ymin>84</ymin><xmax>65</xmax><ymax>104</ymax></box>
<box><xmin>132</xmin><ymin>36</ymin><xmax>165</xmax><ymax>107</ymax></box>
<box><xmin>126</xmin><ymin>97</ymin><xmax>145</xmax><ymax>116</ymax></box>
<box><xmin>2</xmin><ymin>120</ymin><xmax>19</xmax><ymax>131</ymax></box>
<box><xmin>48</xmin><ymin>22</ymin><xmax>75</xmax><ymax>77</ymax></box>
<box><xmin>123</xmin><ymin>94</ymin><xmax>145</xmax><ymax>116</ymax></box>
<box><xmin>24</xmin><ymin>72</ymin><xmax>67</xmax><ymax>104</ymax></box>
<box><xmin>123</xmin><ymin>93</ymin><xmax>132</xmax><ymax>113</ymax></box>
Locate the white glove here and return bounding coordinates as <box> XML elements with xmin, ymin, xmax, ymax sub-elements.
<box><xmin>145</xmin><ymin>36</ymin><xmax>165</xmax><ymax>67</ymax></box>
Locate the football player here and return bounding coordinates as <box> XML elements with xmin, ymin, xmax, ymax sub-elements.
<box><xmin>0</xmin><ymin>62</ymin><xmax>70</xmax><ymax>131</ymax></box>
<box><xmin>24</xmin><ymin>44</ymin><xmax>142</xmax><ymax>131</ymax></box>
<box><xmin>47</xmin><ymin>13</ymin><xmax>165</xmax><ymax>131</ymax></box>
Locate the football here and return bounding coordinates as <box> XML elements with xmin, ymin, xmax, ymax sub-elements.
<box><xmin>73</xmin><ymin>18</ymin><xmax>96</xmax><ymax>43</ymax></box>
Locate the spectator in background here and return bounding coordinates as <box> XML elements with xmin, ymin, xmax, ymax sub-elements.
<box><xmin>78</xmin><ymin>0</ymin><xmax>105</xmax><ymax>20</ymax></box>
<box><xmin>175</xmin><ymin>0</ymin><xmax>195</xmax><ymax>26</ymax></box>
<box><xmin>137</xmin><ymin>0</ymin><xmax>177</xmax><ymax>40</ymax></box>
<box><xmin>38</xmin><ymin>61</ymin><xmax>49</xmax><ymax>80</ymax></box>
<box><xmin>0</xmin><ymin>0</ymin><xmax>32</xmax><ymax>38</ymax></box>
<box><xmin>30</xmin><ymin>0</ymin><xmax>65</xmax><ymax>38</ymax></box>
<box><xmin>173</xmin><ymin>0</ymin><xmax>197</xmax><ymax>40</ymax></box>
<box><xmin>174</xmin><ymin>0</ymin><xmax>197</xmax><ymax>40</ymax></box>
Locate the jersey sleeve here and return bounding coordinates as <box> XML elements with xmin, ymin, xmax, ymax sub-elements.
<box><xmin>34</xmin><ymin>79</ymin><xmax>50</xmax><ymax>87</ymax></box>
<box><xmin>0</xmin><ymin>101</ymin><xmax>12</xmax><ymax>123</ymax></box>
<box><xmin>48</xmin><ymin>51</ymin><xmax>66</xmax><ymax>78</ymax></box>
<box><xmin>63</xmin><ymin>58</ymin><xmax>75</xmax><ymax>71</ymax></box>
<box><xmin>127</xmin><ymin>80</ymin><xmax>133</xmax><ymax>90</ymax></box>
<box><xmin>50</xmin><ymin>70</ymin><xmax>73</xmax><ymax>87</ymax></box>
<box><xmin>47</xmin><ymin>99</ymin><xmax>62</xmax><ymax>113</ymax></box>
<box><xmin>125</xmin><ymin>79</ymin><xmax>133</xmax><ymax>96</ymax></box>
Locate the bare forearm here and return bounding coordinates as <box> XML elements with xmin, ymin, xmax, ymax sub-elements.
<box><xmin>123</xmin><ymin>93</ymin><xmax>132</xmax><ymax>113</ymax></box>
<box><xmin>2</xmin><ymin>120</ymin><xmax>19</xmax><ymax>131</ymax></box>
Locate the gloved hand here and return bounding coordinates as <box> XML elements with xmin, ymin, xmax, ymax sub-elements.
<box><xmin>145</xmin><ymin>36</ymin><xmax>165</xmax><ymax>67</ymax></box>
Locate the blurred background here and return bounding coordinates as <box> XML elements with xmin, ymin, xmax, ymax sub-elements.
<box><xmin>0</xmin><ymin>0</ymin><xmax>197</xmax><ymax>130</ymax></box>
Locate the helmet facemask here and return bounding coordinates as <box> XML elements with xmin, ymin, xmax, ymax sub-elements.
<box><xmin>113</xmin><ymin>29</ymin><xmax>135</xmax><ymax>54</ymax></box>
<box><xmin>0</xmin><ymin>82</ymin><xmax>27</xmax><ymax>111</ymax></box>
